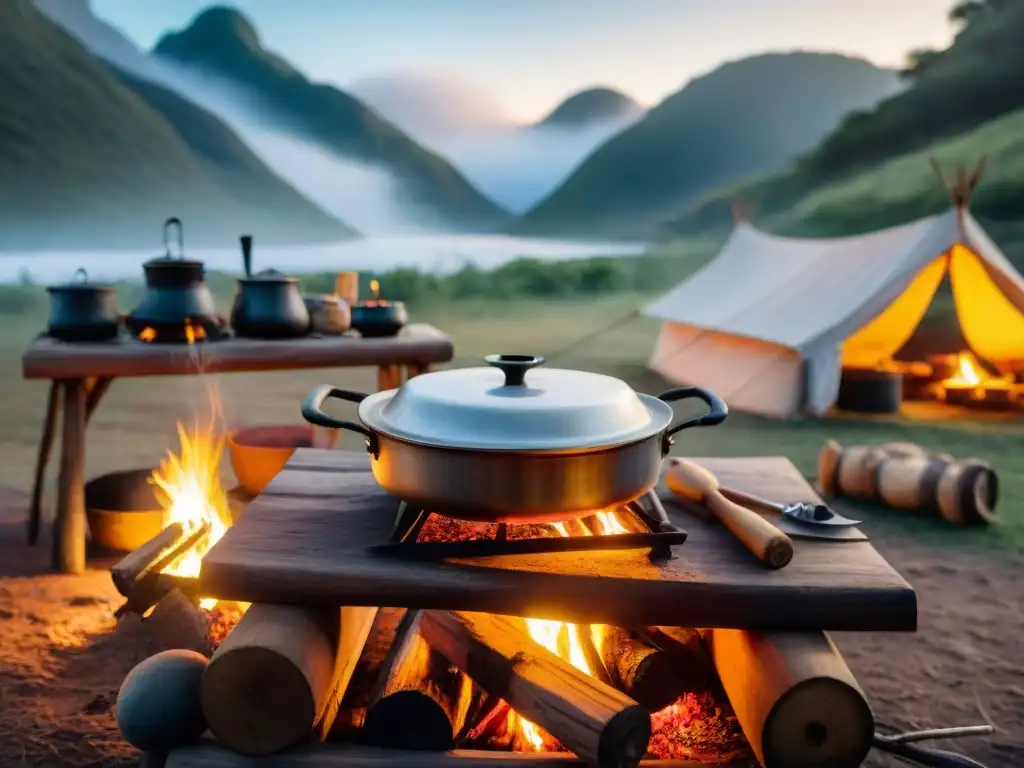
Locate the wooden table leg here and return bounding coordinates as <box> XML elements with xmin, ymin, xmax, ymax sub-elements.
<box><xmin>85</xmin><ymin>376</ymin><xmax>113</xmax><ymax>423</ymax></box>
<box><xmin>53</xmin><ymin>379</ymin><xmax>87</xmax><ymax>574</ymax></box>
<box><xmin>27</xmin><ymin>381</ymin><xmax>61</xmax><ymax>545</ymax></box>
<box><xmin>405</xmin><ymin>362</ymin><xmax>431</xmax><ymax>379</ymax></box>
<box><xmin>376</xmin><ymin>364</ymin><xmax>401</xmax><ymax>391</ymax></box>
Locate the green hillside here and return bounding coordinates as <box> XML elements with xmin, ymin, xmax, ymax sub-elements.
<box><xmin>534</xmin><ymin>87</ymin><xmax>641</xmax><ymax>129</ymax></box>
<box><xmin>511</xmin><ymin>52</ymin><xmax>901</xmax><ymax>238</ymax></box>
<box><xmin>153</xmin><ymin>6</ymin><xmax>510</xmax><ymax>232</ymax></box>
<box><xmin>665</xmin><ymin>0</ymin><xmax>1024</xmax><ymax>261</ymax></box>
<box><xmin>0</xmin><ymin>0</ymin><xmax>351</xmax><ymax>250</ymax></box>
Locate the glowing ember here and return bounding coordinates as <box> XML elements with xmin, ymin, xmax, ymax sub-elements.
<box><xmin>149</xmin><ymin>421</ymin><xmax>232</xmax><ymax>610</ymax></box>
<box><xmin>138</xmin><ymin>327</ymin><xmax>156</xmax><ymax>343</ymax></box>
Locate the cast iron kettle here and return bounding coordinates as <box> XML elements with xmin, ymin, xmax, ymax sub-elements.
<box><xmin>302</xmin><ymin>353</ymin><xmax>728</xmax><ymax>523</ymax></box>
<box><xmin>125</xmin><ymin>218</ymin><xmax>222</xmax><ymax>341</ymax></box>
<box><xmin>45</xmin><ymin>268</ymin><xmax>121</xmax><ymax>342</ymax></box>
<box><xmin>230</xmin><ymin>235</ymin><xmax>311</xmax><ymax>339</ymax></box>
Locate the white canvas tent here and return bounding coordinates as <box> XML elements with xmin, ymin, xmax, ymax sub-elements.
<box><xmin>644</xmin><ymin>206</ymin><xmax>1024</xmax><ymax>419</ymax></box>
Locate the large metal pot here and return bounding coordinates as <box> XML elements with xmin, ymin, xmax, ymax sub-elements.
<box><xmin>125</xmin><ymin>218</ymin><xmax>223</xmax><ymax>341</ymax></box>
<box><xmin>46</xmin><ymin>268</ymin><xmax>121</xmax><ymax>342</ymax></box>
<box><xmin>301</xmin><ymin>354</ymin><xmax>728</xmax><ymax>523</ymax></box>
<box><xmin>230</xmin><ymin>235</ymin><xmax>311</xmax><ymax>339</ymax></box>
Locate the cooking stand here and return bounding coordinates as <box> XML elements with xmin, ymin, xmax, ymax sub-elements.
<box><xmin>370</xmin><ymin>488</ymin><xmax>687</xmax><ymax>561</ymax></box>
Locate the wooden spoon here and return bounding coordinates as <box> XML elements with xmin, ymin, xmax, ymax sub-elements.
<box><xmin>665</xmin><ymin>458</ymin><xmax>794</xmax><ymax>569</ymax></box>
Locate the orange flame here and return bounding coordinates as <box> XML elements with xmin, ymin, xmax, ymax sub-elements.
<box><xmin>515</xmin><ymin>511</ymin><xmax>631</xmax><ymax>749</ymax></box>
<box><xmin>943</xmin><ymin>351</ymin><xmax>983</xmax><ymax>387</ymax></box>
<box><xmin>149</xmin><ymin>421</ymin><xmax>232</xmax><ymax>610</ymax></box>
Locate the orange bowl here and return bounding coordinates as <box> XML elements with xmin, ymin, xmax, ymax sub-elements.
<box><xmin>227</xmin><ymin>425</ymin><xmax>338</xmax><ymax>496</ymax></box>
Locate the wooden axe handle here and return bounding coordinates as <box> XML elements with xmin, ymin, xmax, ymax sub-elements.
<box><xmin>666</xmin><ymin>459</ymin><xmax>794</xmax><ymax>569</ymax></box>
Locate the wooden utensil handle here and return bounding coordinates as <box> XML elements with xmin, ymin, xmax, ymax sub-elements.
<box><xmin>706</xmin><ymin>490</ymin><xmax>794</xmax><ymax>569</ymax></box>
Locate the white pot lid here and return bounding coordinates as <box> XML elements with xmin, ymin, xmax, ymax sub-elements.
<box><xmin>357</xmin><ymin>354</ymin><xmax>674</xmax><ymax>451</ymax></box>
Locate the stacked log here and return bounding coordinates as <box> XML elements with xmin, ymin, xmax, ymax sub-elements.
<box><xmin>708</xmin><ymin>629</ymin><xmax>873</xmax><ymax>768</ymax></box>
<box><xmin>200</xmin><ymin>605</ymin><xmax>378</xmax><ymax>755</ymax></box>
<box><xmin>418</xmin><ymin>610</ymin><xmax>652</xmax><ymax>768</ymax></box>
<box><xmin>818</xmin><ymin>440</ymin><xmax>997</xmax><ymax>525</ymax></box>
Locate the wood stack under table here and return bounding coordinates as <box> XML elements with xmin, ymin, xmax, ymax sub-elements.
<box><xmin>155</xmin><ymin>451</ymin><xmax>917</xmax><ymax>768</ymax></box>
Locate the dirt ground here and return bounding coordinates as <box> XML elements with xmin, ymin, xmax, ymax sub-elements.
<box><xmin>1</xmin><ymin>484</ymin><xmax>1021</xmax><ymax>768</ymax></box>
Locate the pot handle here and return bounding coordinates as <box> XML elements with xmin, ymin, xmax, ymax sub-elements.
<box><xmin>164</xmin><ymin>217</ymin><xmax>185</xmax><ymax>259</ymax></box>
<box><xmin>657</xmin><ymin>386</ymin><xmax>729</xmax><ymax>452</ymax></box>
<box><xmin>301</xmin><ymin>385</ymin><xmax>379</xmax><ymax>455</ymax></box>
<box><xmin>73</xmin><ymin>268</ymin><xmax>89</xmax><ymax>283</ymax></box>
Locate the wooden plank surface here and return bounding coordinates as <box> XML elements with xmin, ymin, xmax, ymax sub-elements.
<box><xmin>22</xmin><ymin>324</ymin><xmax>453</xmax><ymax>379</ymax></box>
<box><xmin>199</xmin><ymin>450</ymin><xmax>917</xmax><ymax>632</ymax></box>
<box><xmin>165</xmin><ymin>742</ymin><xmax>753</xmax><ymax>767</ymax></box>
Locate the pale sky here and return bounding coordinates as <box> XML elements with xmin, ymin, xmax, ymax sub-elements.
<box><xmin>91</xmin><ymin>0</ymin><xmax>958</xmax><ymax>123</ymax></box>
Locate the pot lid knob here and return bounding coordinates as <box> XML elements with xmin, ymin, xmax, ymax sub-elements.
<box><xmin>484</xmin><ymin>354</ymin><xmax>546</xmax><ymax>387</ymax></box>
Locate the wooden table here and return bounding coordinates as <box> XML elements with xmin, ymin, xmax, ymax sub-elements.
<box><xmin>199</xmin><ymin>449</ymin><xmax>917</xmax><ymax>632</ymax></box>
<box><xmin>21</xmin><ymin>326</ymin><xmax>453</xmax><ymax>574</ymax></box>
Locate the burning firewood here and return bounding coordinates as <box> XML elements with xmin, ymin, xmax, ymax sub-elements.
<box><xmin>111</xmin><ymin>521</ymin><xmax>211</xmax><ymax>616</ymax></box>
<box><xmin>419</xmin><ymin>610</ymin><xmax>651</xmax><ymax>768</ymax></box>
<box><xmin>638</xmin><ymin>627</ymin><xmax>713</xmax><ymax>691</ymax></box>
<box><xmin>708</xmin><ymin>628</ymin><xmax>873</xmax><ymax>768</ymax></box>
<box><xmin>589</xmin><ymin>625</ymin><xmax>693</xmax><ymax>712</ymax></box>
<box><xmin>361</xmin><ymin>611</ymin><xmax>484</xmax><ymax>751</ymax></box>
<box><xmin>200</xmin><ymin>604</ymin><xmax>377</xmax><ymax>756</ymax></box>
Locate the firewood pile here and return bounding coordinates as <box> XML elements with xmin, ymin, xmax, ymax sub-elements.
<box><xmin>108</xmin><ymin>522</ymin><xmax>897</xmax><ymax>768</ymax></box>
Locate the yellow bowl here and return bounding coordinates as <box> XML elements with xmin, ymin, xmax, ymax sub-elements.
<box><xmin>227</xmin><ymin>425</ymin><xmax>337</xmax><ymax>496</ymax></box>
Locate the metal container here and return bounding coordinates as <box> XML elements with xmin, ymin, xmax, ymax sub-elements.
<box><xmin>350</xmin><ymin>302</ymin><xmax>407</xmax><ymax>338</ymax></box>
<box><xmin>230</xmin><ymin>235</ymin><xmax>311</xmax><ymax>339</ymax></box>
<box><xmin>46</xmin><ymin>268</ymin><xmax>121</xmax><ymax>342</ymax></box>
<box><xmin>125</xmin><ymin>218</ymin><xmax>222</xmax><ymax>341</ymax></box>
<box><xmin>302</xmin><ymin>353</ymin><xmax>728</xmax><ymax>522</ymax></box>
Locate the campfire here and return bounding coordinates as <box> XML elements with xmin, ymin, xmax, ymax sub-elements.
<box><xmin>939</xmin><ymin>351</ymin><xmax>1016</xmax><ymax>409</ymax></box>
<box><xmin>110</xmin><ymin>410</ymin><xmax>249</xmax><ymax>654</ymax></box>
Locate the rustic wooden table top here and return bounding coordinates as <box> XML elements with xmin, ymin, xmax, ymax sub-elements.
<box><xmin>21</xmin><ymin>324</ymin><xmax>453</xmax><ymax>379</ymax></box>
<box><xmin>199</xmin><ymin>450</ymin><xmax>917</xmax><ymax>632</ymax></box>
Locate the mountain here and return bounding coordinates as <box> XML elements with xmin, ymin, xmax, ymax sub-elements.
<box><xmin>347</xmin><ymin>71</ymin><xmax>512</xmax><ymax>144</ymax></box>
<box><xmin>666</xmin><ymin>0</ymin><xmax>1024</xmax><ymax>245</ymax></box>
<box><xmin>153</xmin><ymin>6</ymin><xmax>510</xmax><ymax>232</ymax></box>
<box><xmin>534</xmin><ymin>87</ymin><xmax>642</xmax><ymax>130</ymax></box>
<box><xmin>511</xmin><ymin>52</ymin><xmax>902</xmax><ymax>238</ymax></box>
<box><xmin>33</xmin><ymin>0</ymin><xmax>164</xmax><ymax>79</ymax></box>
<box><xmin>0</xmin><ymin>0</ymin><xmax>351</xmax><ymax>250</ymax></box>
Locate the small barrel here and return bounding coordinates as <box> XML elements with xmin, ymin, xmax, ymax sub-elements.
<box><xmin>874</xmin><ymin>455</ymin><xmax>996</xmax><ymax>526</ymax></box>
<box><xmin>836</xmin><ymin>368</ymin><xmax>903</xmax><ymax>415</ymax></box>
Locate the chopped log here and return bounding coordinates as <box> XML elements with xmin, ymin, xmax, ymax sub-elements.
<box><xmin>638</xmin><ymin>627</ymin><xmax>713</xmax><ymax>691</ymax></box>
<box><xmin>708</xmin><ymin>629</ymin><xmax>873</xmax><ymax>768</ymax></box>
<box><xmin>201</xmin><ymin>605</ymin><xmax>376</xmax><ymax>756</ymax></box>
<box><xmin>331</xmin><ymin>607</ymin><xmax>406</xmax><ymax>738</ymax></box>
<box><xmin>164</xmin><ymin>741</ymin><xmax>750</xmax><ymax>767</ymax></box>
<box><xmin>419</xmin><ymin>610</ymin><xmax>651</xmax><ymax>768</ymax></box>
<box><xmin>818</xmin><ymin>440</ymin><xmax>997</xmax><ymax>525</ymax></box>
<box><xmin>590</xmin><ymin>625</ymin><xmax>690</xmax><ymax>712</ymax></box>
<box><xmin>361</xmin><ymin>611</ymin><xmax>481</xmax><ymax>751</ymax></box>
<box><xmin>145</xmin><ymin>589</ymin><xmax>212</xmax><ymax>657</ymax></box>
<box><xmin>112</xmin><ymin>522</ymin><xmax>211</xmax><ymax>617</ymax></box>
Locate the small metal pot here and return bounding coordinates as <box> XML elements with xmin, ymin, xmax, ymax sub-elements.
<box><xmin>125</xmin><ymin>218</ymin><xmax>222</xmax><ymax>341</ymax></box>
<box><xmin>230</xmin><ymin>235</ymin><xmax>311</xmax><ymax>339</ymax></box>
<box><xmin>350</xmin><ymin>302</ymin><xmax>407</xmax><ymax>338</ymax></box>
<box><xmin>46</xmin><ymin>268</ymin><xmax>121</xmax><ymax>342</ymax></box>
<box><xmin>302</xmin><ymin>354</ymin><xmax>728</xmax><ymax>523</ymax></box>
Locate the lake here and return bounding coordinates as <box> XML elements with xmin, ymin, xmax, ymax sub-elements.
<box><xmin>0</xmin><ymin>235</ymin><xmax>647</xmax><ymax>284</ymax></box>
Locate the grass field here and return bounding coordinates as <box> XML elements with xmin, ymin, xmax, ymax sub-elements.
<box><xmin>4</xmin><ymin>292</ymin><xmax>1023</xmax><ymax>555</ymax></box>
